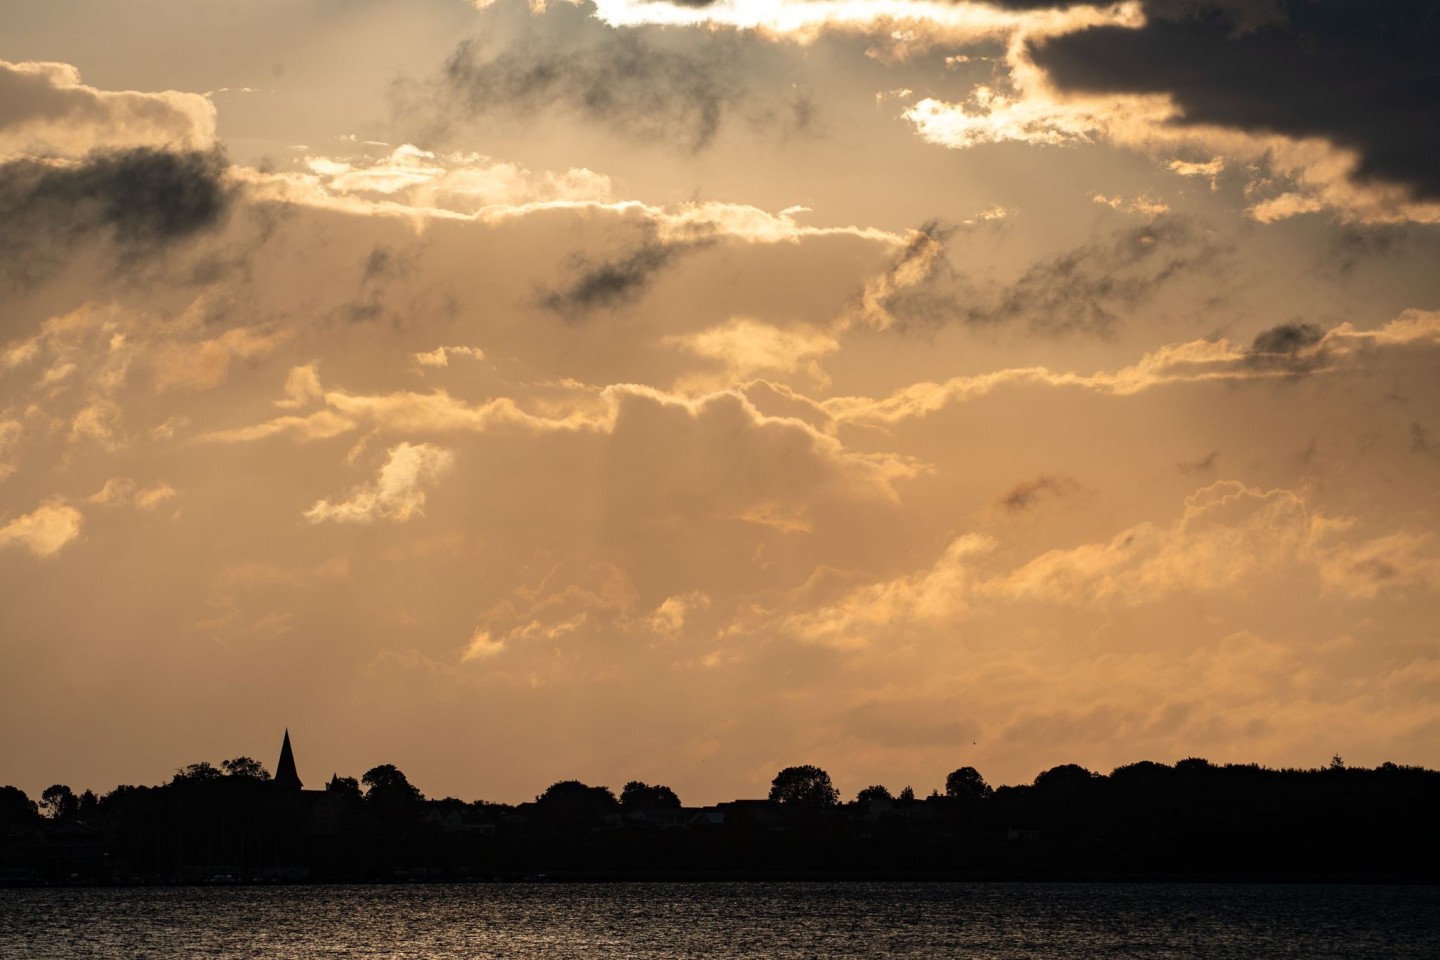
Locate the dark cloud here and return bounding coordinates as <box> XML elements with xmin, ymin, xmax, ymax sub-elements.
<box><xmin>1412</xmin><ymin>422</ymin><xmax>1440</xmax><ymax>458</ymax></box>
<box><xmin>360</xmin><ymin>245</ymin><xmax>415</xmax><ymax>285</ymax></box>
<box><xmin>540</xmin><ymin>238</ymin><xmax>710</xmax><ymax>316</ymax></box>
<box><xmin>0</xmin><ymin>147</ymin><xmax>231</xmax><ymax>287</ymax></box>
<box><xmin>1250</xmin><ymin>321</ymin><xmax>1324</xmax><ymax>356</ymax></box>
<box><xmin>997</xmin><ymin>474</ymin><xmax>1080</xmax><ymax>511</ymax></box>
<box><xmin>868</xmin><ymin>219</ymin><xmax>963</xmax><ymax>330</ymax></box>
<box><xmin>993</xmin><ymin>216</ymin><xmax>1220</xmax><ymax>336</ymax></box>
<box><xmin>1245</xmin><ymin>321</ymin><xmax>1327</xmax><ymax>372</ymax></box>
<box><xmin>1030</xmin><ymin>0</ymin><xmax>1440</xmax><ymax>199</ymax></box>
<box><xmin>872</xmin><ymin>215</ymin><xmax>1222</xmax><ymax>336</ymax></box>
<box><xmin>362</xmin><ymin>246</ymin><xmax>397</xmax><ymax>283</ymax></box>
<box><xmin>1177</xmin><ymin>450</ymin><xmax>1218</xmax><ymax>474</ymax></box>
<box><xmin>433</xmin><ymin>2</ymin><xmax>813</xmax><ymax>152</ymax></box>
<box><xmin>1325</xmin><ymin>224</ymin><xmax>1412</xmax><ymax>275</ymax></box>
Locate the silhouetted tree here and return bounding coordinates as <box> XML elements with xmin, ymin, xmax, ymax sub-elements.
<box><xmin>944</xmin><ymin>766</ymin><xmax>993</xmax><ymax>801</ymax></box>
<box><xmin>855</xmin><ymin>784</ymin><xmax>892</xmax><ymax>804</ymax></box>
<box><xmin>221</xmin><ymin>756</ymin><xmax>271</xmax><ymax>780</ymax></box>
<box><xmin>1033</xmin><ymin>764</ymin><xmax>1097</xmax><ymax>792</ymax></box>
<box><xmin>39</xmin><ymin>784</ymin><xmax>78</xmax><ymax>820</ymax></box>
<box><xmin>171</xmin><ymin>761</ymin><xmax>223</xmax><ymax>784</ymax></box>
<box><xmin>534</xmin><ymin>780</ymin><xmax>620</xmax><ymax>835</ymax></box>
<box><xmin>898</xmin><ymin>786</ymin><xmax>915</xmax><ymax>801</ymax></box>
<box><xmin>537</xmin><ymin>780</ymin><xmax>619</xmax><ymax>809</ymax></box>
<box><xmin>327</xmin><ymin>775</ymin><xmax>362</xmax><ymax>801</ymax></box>
<box><xmin>1110</xmin><ymin>760</ymin><xmax>1172</xmax><ymax>781</ymax></box>
<box><xmin>0</xmin><ymin>785</ymin><xmax>38</xmax><ymax>823</ymax></box>
<box><xmin>769</xmin><ymin>765</ymin><xmax>839</xmax><ymax>809</ymax></box>
<box><xmin>76</xmin><ymin>789</ymin><xmax>99</xmax><ymax>819</ymax></box>
<box><xmin>362</xmin><ymin>764</ymin><xmax>423</xmax><ymax>804</ymax></box>
<box><xmin>620</xmin><ymin>781</ymin><xmax>681</xmax><ymax>810</ymax></box>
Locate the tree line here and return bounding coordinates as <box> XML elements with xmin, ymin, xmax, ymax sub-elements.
<box><xmin>2</xmin><ymin>754</ymin><xmax>1436</xmax><ymax>883</ymax></box>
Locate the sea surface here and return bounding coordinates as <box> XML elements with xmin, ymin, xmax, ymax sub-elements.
<box><xmin>1</xmin><ymin>881</ymin><xmax>1436</xmax><ymax>959</ymax></box>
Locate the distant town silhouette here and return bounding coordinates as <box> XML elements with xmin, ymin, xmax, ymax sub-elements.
<box><xmin>3</xmin><ymin>733</ymin><xmax>1436</xmax><ymax>884</ymax></box>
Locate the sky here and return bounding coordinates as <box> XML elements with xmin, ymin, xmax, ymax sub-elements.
<box><xmin>1</xmin><ymin>0</ymin><xmax>1438</xmax><ymax>805</ymax></box>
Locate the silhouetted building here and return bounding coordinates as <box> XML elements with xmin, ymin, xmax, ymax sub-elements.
<box><xmin>274</xmin><ymin>729</ymin><xmax>302</xmax><ymax>791</ymax></box>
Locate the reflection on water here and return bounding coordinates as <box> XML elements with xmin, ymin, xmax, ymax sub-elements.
<box><xmin>2</xmin><ymin>882</ymin><xmax>1436</xmax><ymax>959</ymax></box>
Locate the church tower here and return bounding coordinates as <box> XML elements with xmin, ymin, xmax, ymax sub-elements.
<box><xmin>274</xmin><ymin>728</ymin><xmax>303</xmax><ymax>790</ymax></box>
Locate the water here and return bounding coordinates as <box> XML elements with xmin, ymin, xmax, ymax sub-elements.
<box><xmin>1</xmin><ymin>882</ymin><xmax>1435</xmax><ymax>959</ymax></box>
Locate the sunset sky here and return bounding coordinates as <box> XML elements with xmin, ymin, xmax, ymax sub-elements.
<box><xmin>2</xmin><ymin>0</ymin><xmax>1438</xmax><ymax>805</ymax></box>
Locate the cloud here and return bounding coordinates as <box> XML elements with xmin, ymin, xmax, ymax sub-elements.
<box><xmin>985</xmin><ymin>479</ymin><xmax>1440</xmax><ymax>607</ymax></box>
<box><xmin>304</xmin><ymin>442</ymin><xmax>456</xmax><ymax>524</ymax></box>
<box><xmin>0</xmin><ymin>419</ymin><xmax>21</xmax><ymax>480</ymax></box>
<box><xmin>437</xmin><ymin>2</ymin><xmax>814</xmax><ymax>152</ymax></box>
<box><xmin>982</xmin><ymin>215</ymin><xmax>1222</xmax><ymax>335</ymax></box>
<box><xmin>67</xmin><ymin>399</ymin><xmax>123</xmax><ymax>449</ymax></box>
<box><xmin>1029</xmin><ymin>1</ymin><xmax>1440</xmax><ymax>202</ymax></box>
<box><xmin>303</xmin><ymin>144</ymin><xmax>614</xmax><ymax>213</ymax></box>
<box><xmin>578</xmin><ymin>0</ymin><xmax>1123</xmax><ymax>41</ymax></box>
<box><xmin>596</xmin><ymin>385</ymin><xmax>922</xmax><ymax>510</ymax></box>
<box><xmin>905</xmin><ymin>84</ymin><xmax>1097</xmax><ymax>149</ymax></box>
<box><xmin>1314</xmin><ymin>527</ymin><xmax>1440</xmax><ymax>601</ymax></box>
<box><xmin>89</xmin><ymin>477</ymin><xmax>178</xmax><ymax>510</ymax></box>
<box><xmin>894</xmin><ymin>2</ymin><xmax>1440</xmax><ymax>223</ymax></box>
<box><xmin>276</xmin><ymin>364</ymin><xmax>325</xmax><ymax>408</ymax></box>
<box><xmin>238</xmin><ymin>162</ymin><xmax>903</xmax><ymax>247</ymax></box>
<box><xmin>1177</xmin><ymin>450</ymin><xmax>1218</xmax><ymax>475</ymax></box>
<box><xmin>463</xmin><ymin>628</ymin><xmax>506</xmax><ymax>661</ymax></box>
<box><xmin>320</xmin><ymin>390</ymin><xmax>583</xmax><ymax>435</ymax></box>
<box><xmin>134</xmin><ymin>483</ymin><xmax>179</xmax><ymax>511</ymax></box>
<box><xmin>198</xmin><ymin>410</ymin><xmax>358</xmax><ymax>444</ymax></box>
<box><xmin>0</xmin><ymin>60</ymin><xmax>215</xmax><ymax>159</ymax></box>
<box><xmin>823</xmin><ymin>309</ymin><xmax>1440</xmax><ymax>425</ymax></box>
<box><xmin>847</xmin><ymin>219</ymin><xmax>957</xmax><ymax>332</ymax></box>
<box><xmin>997</xmin><ymin>474</ymin><xmax>1079</xmax><ymax>512</ymax></box>
<box><xmin>778</xmin><ymin>477</ymin><xmax>1440</xmax><ymax>652</ymax></box>
<box><xmin>151</xmin><ymin>325</ymin><xmax>287</xmax><ymax>392</ymax></box>
<box><xmin>985</xmin><ymin>481</ymin><xmax>1313</xmax><ymax>606</ymax></box>
<box><xmin>412</xmin><ymin>346</ymin><xmax>486</xmax><ymax>370</ymax></box>
<box><xmin>648</xmin><ymin>591</ymin><xmax>711</xmax><ymax>635</ymax></box>
<box><xmin>0</xmin><ymin>148</ymin><xmax>232</xmax><ymax>286</ymax></box>
<box><xmin>668</xmin><ymin>317</ymin><xmax>838</xmax><ymax>383</ymax></box>
<box><xmin>1245</xmin><ymin>321</ymin><xmax>1327</xmax><ymax>372</ymax></box>
<box><xmin>86</xmin><ymin>477</ymin><xmax>137</xmax><ymax>506</ymax></box>
<box><xmin>540</xmin><ymin>237</ymin><xmax>706</xmax><ymax>315</ymax></box>
<box><xmin>784</xmin><ymin>533</ymin><xmax>995</xmax><ymax>648</ymax></box>
<box><xmin>219</xmin><ymin>379</ymin><xmax>922</xmax><ymax>505</ymax></box>
<box><xmin>847</xmin><ymin>215</ymin><xmax>1219</xmax><ymax>336</ymax></box>
<box><xmin>0</xmin><ymin>499</ymin><xmax>83</xmax><ymax>557</ymax></box>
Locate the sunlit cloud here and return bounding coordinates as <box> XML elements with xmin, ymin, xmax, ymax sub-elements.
<box><xmin>0</xmin><ymin>60</ymin><xmax>215</xmax><ymax>158</ymax></box>
<box><xmin>0</xmin><ymin>498</ymin><xmax>83</xmax><ymax>557</ymax></box>
<box><xmin>303</xmin><ymin>144</ymin><xmax>615</xmax><ymax>212</ymax></box>
<box><xmin>275</xmin><ymin>364</ymin><xmax>324</xmax><ymax>409</ymax></box>
<box><xmin>412</xmin><ymin>346</ymin><xmax>486</xmax><ymax>371</ymax></box>
<box><xmin>237</xmin><ymin>162</ymin><xmax>908</xmax><ymax>245</ymax></box>
<box><xmin>824</xmin><ymin>310</ymin><xmax>1440</xmax><ymax>425</ymax></box>
<box><xmin>575</xmin><ymin>0</ymin><xmax>1132</xmax><ymax>45</ymax></box>
<box><xmin>304</xmin><ymin>442</ymin><xmax>456</xmax><ymax>524</ymax></box>
<box><xmin>784</xmin><ymin>533</ymin><xmax>994</xmax><ymax>648</ymax></box>
<box><xmin>776</xmin><ymin>479</ymin><xmax>1440</xmax><ymax>652</ymax></box>
<box><xmin>668</xmin><ymin>318</ymin><xmax>838</xmax><ymax>386</ymax></box>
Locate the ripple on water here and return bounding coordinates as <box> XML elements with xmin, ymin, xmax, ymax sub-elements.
<box><xmin>1</xmin><ymin>882</ymin><xmax>1437</xmax><ymax>960</ymax></box>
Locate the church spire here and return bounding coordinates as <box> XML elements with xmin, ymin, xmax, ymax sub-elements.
<box><xmin>274</xmin><ymin>728</ymin><xmax>302</xmax><ymax>790</ymax></box>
